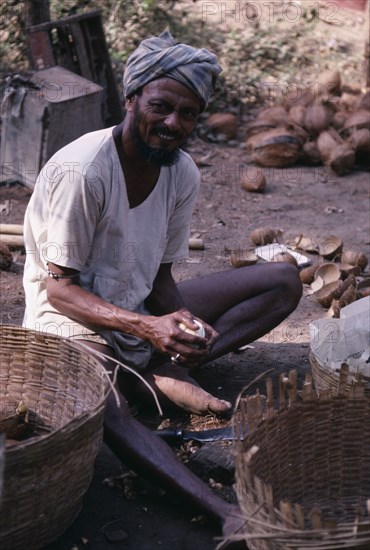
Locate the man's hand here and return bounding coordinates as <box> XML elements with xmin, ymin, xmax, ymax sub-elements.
<box><xmin>141</xmin><ymin>308</ymin><xmax>219</xmax><ymax>366</ymax></box>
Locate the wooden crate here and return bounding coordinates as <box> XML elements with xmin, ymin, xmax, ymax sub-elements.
<box><xmin>27</xmin><ymin>9</ymin><xmax>123</xmax><ymax>127</ymax></box>
<box><xmin>0</xmin><ymin>66</ymin><xmax>103</xmax><ymax>189</ymax></box>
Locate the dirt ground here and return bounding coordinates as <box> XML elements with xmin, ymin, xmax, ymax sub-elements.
<box><xmin>1</xmin><ymin>138</ymin><xmax>369</xmax><ymax>550</ymax></box>
<box><xmin>1</xmin><ymin>2</ymin><xmax>370</xmax><ymax>549</ymax></box>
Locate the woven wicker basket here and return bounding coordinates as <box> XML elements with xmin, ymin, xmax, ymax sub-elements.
<box><xmin>0</xmin><ymin>325</ymin><xmax>110</xmax><ymax>550</ymax></box>
<box><xmin>310</xmin><ymin>350</ymin><xmax>370</xmax><ymax>398</ymax></box>
<box><xmin>227</xmin><ymin>370</ymin><xmax>370</xmax><ymax>550</ymax></box>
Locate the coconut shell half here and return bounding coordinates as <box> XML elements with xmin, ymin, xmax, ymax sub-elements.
<box><xmin>230</xmin><ymin>250</ymin><xmax>259</xmax><ymax>268</ymax></box>
<box><xmin>319</xmin><ymin>236</ymin><xmax>343</xmax><ymax>260</ymax></box>
<box><xmin>300</xmin><ymin>264</ymin><xmax>319</xmax><ymax>285</ymax></box>
<box><xmin>341</xmin><ymin>250</ymin><xmax>368</xmax><ymax>271</ymax></box>
<box><xmin>311</xmin><ymin>262</ymin><xmax>341</xmax><ymax>292</ymax></box>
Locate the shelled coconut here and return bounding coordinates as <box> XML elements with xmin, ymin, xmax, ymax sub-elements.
<box><xmin>246</xmin><ymin>127</ymin><xmax>302</xmax><ymax>167</ymax></box>
<box><xmin>245</xmin><ymin>68</ymin><xmax>370</xmax><ymax>176</ymax></box>
<box><xmin>317</xmin><ymin>69</ymin><xmax>341</xmax><ymax>96</ymax></box>
<box><xmin>240</xmin><ymin>167</ymin><xmax>266</xmax><ymax>192</ymax></box>
<box><xmin>205</xmin><ymin>112</ymin><xmax>238</xmax><ymax>139</ymax></box>
<box><xmin>304</xmin><ymin>101</ymin><xmax>334</xmax><ymax>136</ymax></box>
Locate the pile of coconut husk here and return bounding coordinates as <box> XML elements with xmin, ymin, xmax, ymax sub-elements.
<box><xmin>229</xmin><ymin>226</ymin><xmax>369</xmax><ymax>318</ymax></box>
<box><xmin>295</xmin><ymin>234</ymin><xmax>369</xmax><ymax>317</ymax></box>
<box><xmin>245</xmin><ymin>69</ymin><xmax>370</xmax><ymax>175</ymax></box>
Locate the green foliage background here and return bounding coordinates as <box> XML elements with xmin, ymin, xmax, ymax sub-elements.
<box><xmin>0</xmin><ymin>0</ymin><xmax>364</xmax><ymax>108</ymax></box>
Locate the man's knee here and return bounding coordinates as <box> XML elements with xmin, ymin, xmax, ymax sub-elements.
<box><xmin>271</xmin><ymin>262</ymin><xmax>303</xmax><ymax>308</ymax></box>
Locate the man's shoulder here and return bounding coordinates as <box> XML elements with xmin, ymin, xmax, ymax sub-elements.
<box><xmin>49</xmin><ymin>127</ymin><xmax>115</xmax><ymax>165</ymax></box>
<box><xmin>174</xmin><ymin>149</ymin><xmax>200</xmax><ymax>179</ymax></box>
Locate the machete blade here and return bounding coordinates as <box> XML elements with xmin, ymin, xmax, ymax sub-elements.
<box><xmin>155</xmin><ymin>425</ymin><xmax>245</xmax><ymax>444</ymax></box>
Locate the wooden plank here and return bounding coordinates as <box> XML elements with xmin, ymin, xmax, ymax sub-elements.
<box><xmin>79</xmin><ymin>15</ymin><xmax>123</xmax><ymax>125</ymax></box>
<box><xmin>68</xmin><ymin>22</ymin><xmax>94</xmax><ymax>80</ymax></box>
<box><xmin>27</xmin><ymin>9</ymin><xmax>102</xmax><ymax>31</ymax></box>
<box><xmin>27</xmin><ymin>29</ymin><xmax>55</xmax><ymax>69</ymax></box>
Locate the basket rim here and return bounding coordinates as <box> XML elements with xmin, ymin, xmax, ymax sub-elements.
<box><xmin>232</xmin><ymin>369</ymin><xmax>370</xmax><ymax>543</ymax></box>
<box><xmin>0</xmin><ymin>324</ymin><xmax>111</xmax><ymax>453</ymax></box>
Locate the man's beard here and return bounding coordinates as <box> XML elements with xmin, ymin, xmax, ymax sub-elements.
<box><xmin>130</xmin><ymin>109</ymin><xmax>181</xmax><ymax>167</ymax></box>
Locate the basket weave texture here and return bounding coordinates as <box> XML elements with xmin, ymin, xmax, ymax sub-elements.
<box><xmin>0</xmin><ymin>325</ymin><xmax>110</xmax><ymax>550</ymax></box>
<box><xmin>310</xmin><ymin>350</ymin><xmax>370</xmax><ymax>398</ymax></box>
<box><xmin>231</xmin><ymin>370</ymin><xmax>370</xmax><ymax>550</ymax></box>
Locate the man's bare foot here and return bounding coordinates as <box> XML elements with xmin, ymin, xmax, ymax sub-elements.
<box><xmin>137</xmin><ymin>363</ymin><xmax>232</xmax><ymax>416</ymax></box>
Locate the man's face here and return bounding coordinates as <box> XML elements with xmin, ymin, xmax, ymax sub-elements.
<box><xmin>128</xmin><ymin>77</ymin><xmax>201</xmax><ymax>166</ymax></box>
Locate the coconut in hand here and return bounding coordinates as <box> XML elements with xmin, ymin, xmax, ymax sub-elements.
<box><xmin>178</xmin><ymin>319</ymin><xmax>206</xmax><ymax>346</ymax></box>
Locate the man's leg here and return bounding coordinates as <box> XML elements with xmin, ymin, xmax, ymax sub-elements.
<box><xmin>77</xmin><ymin>341</ymin><xmax>242</xmax><ymax>540</ymax></box>
<box><xmin>140</xmin><ymin>263</ymin><xmax>302</xmax><ymax>414</ymax></box>
<box><xmin>178</xmin><ymin>262</ymin><xmax>303</xmax><ymax>361</ymax></box>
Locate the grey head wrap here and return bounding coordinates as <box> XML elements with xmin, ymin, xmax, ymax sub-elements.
<box><xmin>123</xmin><ymin>31</ymin><xmax>221</xmax><ymax>109</ymax></box>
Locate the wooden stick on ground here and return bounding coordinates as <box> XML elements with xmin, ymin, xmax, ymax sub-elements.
<box><xmin>0</xmin><ymin>234</ymin><xmax>24</xmax><ymax>247</ymax></box>
<box><xmin>0</xmin><ymin>224</ymin><xmax>24</xmax><ymax>235</ymax></box>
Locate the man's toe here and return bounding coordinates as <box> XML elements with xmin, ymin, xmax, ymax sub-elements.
<box><xmin>207</xmin><ymin>398</ymin><xmax>232</xmax><ymax>416</ymax></box>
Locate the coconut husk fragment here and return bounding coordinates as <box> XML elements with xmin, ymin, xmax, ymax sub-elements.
<box><xmin>337</xmin><ymin>284</ymin><xmax>357</xmax><ymax>309</ymax></box>
<box><xmin>332</xmin><ymin>274</ymin><xmax>357</xmax><ymax>300</ymax></box>
<box><xmin>357</xmin><ymin>278</ymin><xmax>370</xmax><ymax>298</ymax></box>
<box><xmin>315</xmin><ymin>280</ymin><xmax>342</xmax><ymax>308</ymax></box>
<box><xmin>329</xmin><ymin>298</ymin><xmax>341</xmax><ymax>318</ymax></box>
<box><xmin>337</xmin><ymin>262</ymin><xmax>361</xmax><ymax>279</ymax></box>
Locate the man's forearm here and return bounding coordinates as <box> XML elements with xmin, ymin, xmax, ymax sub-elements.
<box><xmin>47</xmin><ymin>278</ymin><xmax>153</xmax><ymax>339</ymax></box>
